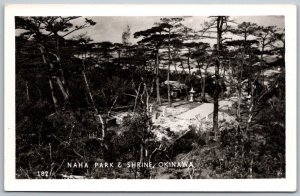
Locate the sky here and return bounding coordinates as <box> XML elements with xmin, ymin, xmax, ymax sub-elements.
<box><xmin>66</xmin><ymin>16</ymin><xmax>285</xmax><ymax>44</ymax></box>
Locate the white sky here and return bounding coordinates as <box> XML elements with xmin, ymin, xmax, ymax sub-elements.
<box><xmin>66</xmin><ymin>16</ymin><xmax>284</xmax><ymax>44</ymax></box>
<box><xmin>15</xmin><ymin>16</ymin><xmax>284</xmax><ymax>46</ymax></box>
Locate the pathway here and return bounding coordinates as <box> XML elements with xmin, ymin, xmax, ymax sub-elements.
<box><xmin>178</xmin><ymin>100</ymin><xmax>233</xmax><ymax>120</ymax></box>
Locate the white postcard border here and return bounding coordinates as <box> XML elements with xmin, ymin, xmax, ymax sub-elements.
<box><xmin>4</xmin><ymin>4</ymin><xmax>297</xmax><ymax>192</ymax></box>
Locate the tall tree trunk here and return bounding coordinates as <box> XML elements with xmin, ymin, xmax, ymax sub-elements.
<box><xmin>156</xmin><ymin>49</ymin><xmax>161</xmax><ymax>105</ymax></box>
<box><xmin>237</xmin><ymin>33</ymin><xmax>247</xmax><ymax>122</ymax></box>
<box><xmin>260</xmin><ymin>39</ymin><xmax>265</xmax><ymax>67</ymax></box>
<box><xmin>55</xmin><ymin>37</ymin><xmax>69</xmax><ymax>97</ymax></box>
<box><xmin>167</xmin><ymin>28</ymin><xmax>172</xmax><ymax>107</ymax></box>
<box><xmin>82</xmin><ymin>70</ymin><xmax>97</xmax><ymax>113</ymax></box>
<box><xmin>38</xmin><ymin>45</ymin><xmax>58</xmax><ymax>110</ymax></box>
<box><xmin>48</xmin><ymin>78</ymin><xmax>58</xmax><ymax>111</ymax></box>
<box><xmin>82</xmin><ymin>69</ymin><xmax>105</xmax><ymax>139</ymax></box>
<box><xmin>237</xmin><ymin>82</ymin><xmax>242</xmax><ymax>120</ymax></box>
<box><xmin>212</xmin><ymin>17</ymin><xmax>224</xmax><ymax>139</ymax></box>
<box><xmin>237</xmin><ymin>62</ymin><xmax>244</xmax><ymax>121</ymax></box>
<box><xmin>48</xmin><ymin>45</ymin><xmax>70</xmax><ymax>103</ymax></box>
<box><xmin>259</xmin><ymin>39</ymin><xmax>265</xmax><ymax>85</ymax></box>
<box><xmin>246</xmin><ymin>81</ymin><xmax>255</xmax><ymax>132</ymax></box>
<box><xmin>221</xmin><ymin>65</ymin><xmax>226</xmax><ymax>98</ymax></box>
<box><xmin>56</xmin><ymin>77</ymin><xmax>69</xmax><ymax>101</ymax></box>
<box><xmin>197</xmin><ymin>62</ymin><xmax>205</xmax><ymax>101</ymax></box>
<box><xmin>202</xmin><ymin>65</ymin><xmax>208</xmax><ymax>101</ymax></box>
<box><xmin>25</xmin><ymin>81</ymin><xmax>30</xmax><ymax>101</ymax></box>
<box><xmin>213</xmin><ymin>61</ymin><xmax>220</xmax><ymax>139</ymax></box>
<box><xmin>187</xmin><ymin>48</ymin><xmax>191</xmax><ymax>75</ymax></box>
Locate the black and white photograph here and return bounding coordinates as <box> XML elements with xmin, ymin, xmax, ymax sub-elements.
<box><xmin>4</xmin><ymin>4</ymin><xmax>297</xmax><ymax>192</ymax></box>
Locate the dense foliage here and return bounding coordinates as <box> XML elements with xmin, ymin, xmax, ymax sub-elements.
<box><xmin>15</xmin><ymin>16</ymin><xmax>285</xmax><ymax>179</ymax></box>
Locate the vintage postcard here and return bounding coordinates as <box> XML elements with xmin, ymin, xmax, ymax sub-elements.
<box><xmin>4</xmin><ymin>4</ymin><xmax>297</xmax><ymax>191</ymax></box>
